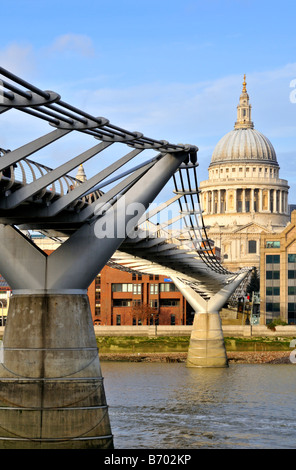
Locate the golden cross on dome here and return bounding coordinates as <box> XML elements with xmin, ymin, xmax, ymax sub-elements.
<box><xmin>242</xmin><ymin>74</ymin><xmax>247</xmax><ymax>93</ymax></box>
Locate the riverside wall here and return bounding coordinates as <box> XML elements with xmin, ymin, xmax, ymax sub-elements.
<box><xmin>93</xmin><ymin>325</ymin><xmax>296</xmax><ymax>338</ymax></box>
<box><xmin>1</xmin><ymin>325</ymin><xmax>296</xmax><ymax>338</ymax></box>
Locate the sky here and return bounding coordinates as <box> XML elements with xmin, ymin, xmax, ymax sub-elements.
<box><xmin>1</xmin><ymin>0</ymin><xmax>296</xmax><ymax>203</ymax></box>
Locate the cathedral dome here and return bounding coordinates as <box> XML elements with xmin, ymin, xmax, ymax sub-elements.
<box><xmin>210</xmin><ymin>74</ymin><xmax>278</xmax><ymax>167</ymax></box>
<box><xmin>210</xmin><ymin>127</ymin><xmax>278</xmax><ymax>166</ymax></box>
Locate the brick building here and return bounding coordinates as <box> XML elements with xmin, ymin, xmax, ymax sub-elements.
<box><xmin>26</xmin><ymin>236</ymin><xmax>190</xmax><ymax>326</ymax></box>
<box><xmin>87</xmin><ymin>264</ymin><xmax>189</xmax><ymax>326</ymax></box>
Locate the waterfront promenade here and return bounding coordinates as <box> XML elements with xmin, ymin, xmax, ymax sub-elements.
<box><xmin>1</xmin><ymin>324</ymin><xmax>294</xmax><ymax>364</ymax></box>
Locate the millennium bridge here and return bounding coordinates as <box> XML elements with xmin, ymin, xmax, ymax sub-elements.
<box><xmin>0</xmin><ymin>67</ymin><xmax>249</xmax><ymax>448</ymax></box>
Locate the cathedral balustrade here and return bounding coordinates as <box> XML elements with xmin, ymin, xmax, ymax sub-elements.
<box><xmin>201</xmin><ymin>187</ymin><xmax>289</xmax><ymax>216</ymax></box>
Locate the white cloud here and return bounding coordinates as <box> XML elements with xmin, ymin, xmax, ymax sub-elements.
<box><xmin>1</xmin><ymin>56</ymin><xmax>296</xmax><ymax>199</ymax></box>
<box><xmin>0</xmin><ymin>43</ymin><xmax>37</xmax><ymax>77</ymax></box>
<box><xmin>48</xmin><ymin>34</ymin><xmax>95</xmax><ymax>58</ymax></box>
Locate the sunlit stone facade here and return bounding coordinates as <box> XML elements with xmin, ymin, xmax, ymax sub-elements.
<box><xmin>200</xmin><ymin>76</ymin><xmax>290</xmax><ymax>271</ymax></box>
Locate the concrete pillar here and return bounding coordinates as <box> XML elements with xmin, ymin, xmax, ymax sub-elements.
<box><xmin>171</xmin><ymin>271</ymin><xmax>248</xmax><ymax>368</ymax></box>
<box><xmin>186</xmin><ymin>310</ymin><xmax>228</xmax><ymax>368</ymax></box>
<box><xmin>0</xmin><ymin>150</ymin><xmax>189</xmax><ymax>448</ymax></box>
<box><xmin>0</xmin><ymin>293</ymin><xmax>113</xmax><ymax>449</ymax></box>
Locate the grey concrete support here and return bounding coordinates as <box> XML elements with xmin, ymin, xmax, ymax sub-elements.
<box><xmin>0</xmin><ymin>128</ymin><xmax>72</xmax><ymax>172</ymax></box>
<box><xmin>0</xmin><ymin>293</ymin><xmax>113</xmax><ymax>449</ymax></box>
<box><xmin>0</xmin><ymin>150</ymin><xmax>188</xmax><ymax>448</ymax></box>
<box><xmin>172</xmin><ymin>272</ymin><xmax>248</xmax><ymax>368</ymax></box>
<box><xmin>46</xmin><ymin>151</ymin><xmax>187</xmax><ymax>291</ymax></box>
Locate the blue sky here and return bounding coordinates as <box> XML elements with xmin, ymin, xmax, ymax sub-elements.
<box><xmin>1</xmin><ymin>0</ymin><xmax>296</xmax><ymax>203</ymax></box>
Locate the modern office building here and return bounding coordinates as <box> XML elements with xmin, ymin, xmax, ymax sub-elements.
<box><xmin>260</xmin><ymin>211</ymin><xmax>296</xmax><ymax>325</ymax></box>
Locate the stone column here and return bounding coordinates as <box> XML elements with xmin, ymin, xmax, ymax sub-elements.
<box><xmin>251</xmin><ymin>188</ymin><xmax>255</xmax><ymax>212</ymax></box>
<box><xmin>267</xmin><ymin>189</ymin><xmax>271</xmax><ymax>212</ymax></box>
<box><xmin>233</xmin><ymin>188</ymin><xmax>237</xmax><ymax>213</ymax></box>
<box><xmin>217</xmin><ymin>190</ymin><xmax>221</xmax><ymax>214</ymax></box>
<box><xmin>259</xmin><ymin>189</ymin><xmax>263</xmax><ymax>212</ymax></box>
<box><xmin>273</xmin><ymin>190</ymin><xmax>277</xmax><ymax>213</ymax></box>
<box><xmin>279</xmin><ymin>190</ymin><xmax>283</xmax><ymax>214</ymax></box>
<box><xmin>171</xmin><ymin>271</ymin><xmax>249</xmax><ymax>368</ymax></box>
<box><xmin>242</xmin><ymin>189</ymin><xmax>246</xmax><ymax>213</ymax></box>
<box><xmin>0</xmin><ymin>293</ymin><xmax>113</xmax><ymax>449</ymax></box>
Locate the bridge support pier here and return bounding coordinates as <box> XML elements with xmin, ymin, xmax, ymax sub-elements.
<box><xmin>0</xmin><ymin>150</ymin><xmax>188</xmax><ymax>447</ymax></box>
<box><xmin>0</xmin><ymin>292</ymin><xmax>113</xmax><ymax>449</ymax></box>
<box><xmin>172</xmin><ymin>272</ymin><xmax>248</xmax><ymax>368</ymax></box>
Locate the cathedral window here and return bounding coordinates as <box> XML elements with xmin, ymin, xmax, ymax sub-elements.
<box><xmin>248</xmin><ymin>240</ymin><xmax>257</xmax><ymax>254</ymax></box>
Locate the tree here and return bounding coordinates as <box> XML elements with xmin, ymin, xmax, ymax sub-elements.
<box><xmin>131</xmin><ymin>302</ymin><xmax>159</xmax><ymax>325</ymax></box>
<box><xmin>246</xmin><ymin>268</ymin><xmax>260</xmax><ymax>295</ymax></box>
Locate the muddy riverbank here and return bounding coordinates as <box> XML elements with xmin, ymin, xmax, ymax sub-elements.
<box><xmin>99</xmin><ymin>351</ymin><xmax>292</xmax><ymax>364</ymax></box>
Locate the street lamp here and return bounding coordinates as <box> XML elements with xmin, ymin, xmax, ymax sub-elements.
<box><xmin>0</xmin><ymin>301</ymin><xmax>3</xmax><ymax>327</ymax></box>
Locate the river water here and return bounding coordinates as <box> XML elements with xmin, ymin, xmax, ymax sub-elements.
<box><xmin>101</xmin><ymin>362</ymin><xmax>296</xmax><ymax>449</ymax></box>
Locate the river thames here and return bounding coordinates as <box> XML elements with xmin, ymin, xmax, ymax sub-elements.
<box><xmin>101</xmin><ymin>362</ymin><xmax>296</xmax><ymax>449</ymax></box>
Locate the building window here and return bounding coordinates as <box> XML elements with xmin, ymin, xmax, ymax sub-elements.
<box><xmin>133</xmin><ymin>284</ymin><xmax>142</xmax><ymax>294</ymax></box>
<box><xmin>288</xmin><ymin>270</ymin><xmax>296</xmax><ymax>279</ymax></box>
<box><xmin>288</xmin><ymin>254</ymin><xmax>296</xmax><ymax>263</ymax></box>
<box><xmin>113</xmin><ymin>300</ymin><xmax>131</xmax><ymax>307</ymax></box>
<box><xmin>170</xmin><ymin>315</ymin><xmax>176</xmax><ymax>325</ymax></box>
<box><xmin>237</xmin><ymin>189</ymin><xmax>243</xmax><ymax>212</ymax></box>
<box><xmin>266</xmin><ymin>241</ymin><xmax>280</xmax><ymax>248</ymax></box>
<box><xmin>248</xmin><ymin>240</ymin><xmax>257</xmax><ymax>254</ymax></box>
<box><xmin>160</xmin><ymin>299</ymin><xmax>180</xmax><ymax>307</ymax></box>
<box><xmin>266</xmin><ymin>271</ymin><xmax>280</xmax><ymax>280</ymax></box>
<box><xmin>159</xmin><ymin>283</ymin><xmax>178</xmax><ymax>292</ymax></box>
<box><xmin>288</xmin><ymin>286</ymin><xmax>296</xmax><ymax>295</ymax></box>
<box><xmin>150</xmin><ymin>300</ymin><xmax>159</xmax><ymax>309</ymax></box>
<box><xmin>288</xmin><ymin>304</ymin><xmax>296</xmax><ymax>324</ymax></box>
<box><xmin>266</xmin><ymin>255</ymin><xmax>280</xmax><ymax>264</ymax></box>
<box><xmin>266</xmin><ymin>302</ymin><xmax>280</xmax><ymax>313</ymax></box>
<box><xmin>150</xmin><ymin>284</ymin><xmax>159</xmax><ymax>294</ymax></box>
<box><xmin>112</xmin><ymin>283</ymin><xmax>133</xmax><ymax>292</ymax></box>
<box><xmin>116</xmin><ymin>315</ymin><xmax>121</xmax><ymax>325</ymax></box>
<box><xmin>266</xmin><ymin>286</ymin><xmax>280</xmax><ymax>296</ymax></box>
